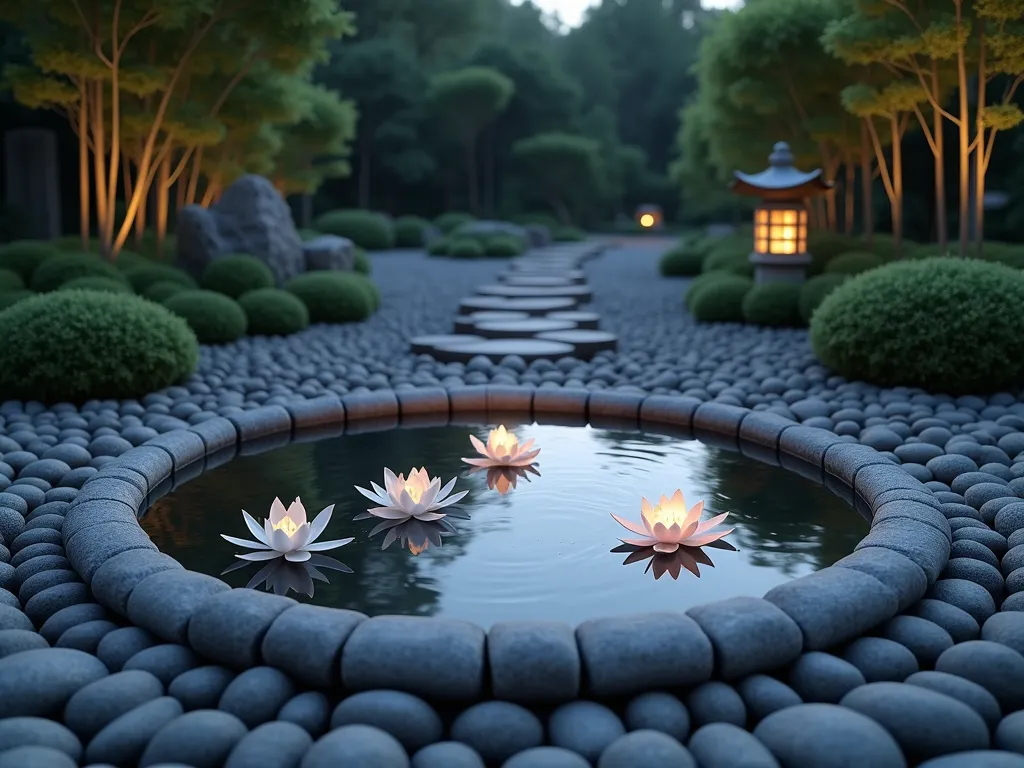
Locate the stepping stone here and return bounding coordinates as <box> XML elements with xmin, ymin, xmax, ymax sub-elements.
<box><xmin>453</xmin><ymin>312</ymin><xmax>529</xmax><ymax>334</ymax></box>
<box><xmin>547</xmin><ymin>311</ymin><xmax>600</xmax><ymax>330</ymax></box>
<box><xmin>472</xmin><ymin>318</ymin><xmax>578</xmax><ymax>339</ymax></box>
<box><xmin>410</xmin><ymin>334</ymin><xmax>483</xmax><ymax>355</ymax></box>
<box><xmin>501</xmin><ymin>270</ymin><xmax>586</xmax><ymax>284</ymax></box>
<box><xmin>535</xmin><ymin>329</ymin><xmax>617</xmax><ymax>359</ymax></box>
<box><xmin>459</xmin><ymin>296</ymin><xmax>577</xmax><ymax>315</ymax></box>
<box><xmin>501</xmin><ymin>276</ymin><xmax>579</xmax><ymax>288</ymax></box>
<box><xmin>476</xmin><ymin>284</ymin><xmax>593</xmax><ymax>302</ymax></box>
<box><xmin>427</xmin><ymin>338</ymin><xmax>577</xmax><ymax>363</ymax></box>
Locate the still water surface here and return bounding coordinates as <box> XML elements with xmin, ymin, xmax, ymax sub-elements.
<box><xmin>142</xmin><ymin>424</ymin><xmax>867</xmax><ymax>627</ymax></box>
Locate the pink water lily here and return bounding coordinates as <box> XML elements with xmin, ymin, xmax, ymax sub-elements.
<box><xmin>611</xmin><ymin>489</ymin><xmax>733</xmax><ymax>554</ymax></box>
<box><xmin>221</xmin><ymin>496</ymin><xmax>353</xmax><ymax>563</ymax></box>
<box><xmin>462</xmin><ymin>425</ymin><xmax>540</xmax><ymax>468</ymax></box>
<box><xmin>355</xmin><ymin>467</ymin><xmax>468</xmax><ymax>522</ymax></box>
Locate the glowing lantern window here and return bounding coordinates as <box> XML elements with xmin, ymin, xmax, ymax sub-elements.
<box><xmin>753</xmin><ymin>206</ymin><xmax>808</xmax><ymax>256</ymax></box>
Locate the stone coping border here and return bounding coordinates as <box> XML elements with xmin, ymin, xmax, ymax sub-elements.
<box><xmin>62</xmin><ymin>385</ymin><xmax>949</xmax><ymax>705</ymax></box>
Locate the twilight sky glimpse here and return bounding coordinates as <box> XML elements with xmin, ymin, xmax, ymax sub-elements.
<box><xmin>525</xmin><ymin>0</ymin><xmax>742</xmax><ymax>28</ymax></box>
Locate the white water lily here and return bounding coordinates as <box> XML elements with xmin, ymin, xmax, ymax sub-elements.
<box><xmin>221</xmin><ymin>496</ymin><xmax>353</xmax><ymax>563</ymax></box>
<box><xmin>355</xmin><ymin>467</ymin><xmax>468</xmax><ymax>522</ymax></box>
<box><xmin>462</xmin><ymin>425</ymin><xmax>541</xmax><ymax>468</ymax></box>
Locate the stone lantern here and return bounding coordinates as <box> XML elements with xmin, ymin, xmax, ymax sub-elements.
<box><xmin>730</xmin><ymin>142</ymin><xmax>832</xmax><ymax>284</ymax></box>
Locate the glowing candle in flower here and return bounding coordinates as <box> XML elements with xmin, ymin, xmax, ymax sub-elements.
<box><xmin>355</xmin><ymin>468</ymin><xmax>468</xmax><ymax>522</ymax></box>
<box><xmin>611</xmin><ymin>490</ymin><xmax>733</xmax><ymax>554</ymax></box>
<box><xmin>462</xmin><ymin>426</ymin><xmax>541</xmax><ymax>469</ymax></box>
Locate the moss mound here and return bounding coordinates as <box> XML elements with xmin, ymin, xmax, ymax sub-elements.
<box><xmin>741</xmin><ymin>282</ymin><xmax>803</xmax><ymax>327</ymax></box>
<box><xmin>825</xmin><ymin>251</ymin><xmax>885</xmax><ymax>276</ymax></box>
<box><xmin>30</xmin><ymin>253</ymin><xmax>128</xmax><ymax>293</ymax></box>
<box><xmin>660</xmin><ymin>243</ymin><xmax>705</xmax><ymax>276</ymax></box>
<box><xmin>485</xmin><ymin>236</ymin><xmax>525</xmax><ymax>258</ymax></box>
<box><xmin>449</xmin><ymin>238</ymin><xmax>485</xmax><ymax>259</ymax></box>
<box><xmin>312</xmin><ymin>210</ymin><xmax>395</xmax><ymax>250</ymax></box>
<box><xmin>284</xmin><ymin>272</ymin><xmax>377</xmax><ymax>324</ymax></box>
<box><xmin>58</xmin><ymin>276</ymin><xmax>133</xmax><ymax>294</ymax></box>
<box><xmin>0</xmin><ymin>290</ymin><xmax>35</xmax><ymax>311</ymax></box>
<box><xmin>143</xmin><ymin>280</ymin><xmax>189</xmax><ymax>303</ymax></box>
<box><xmin>0</xmin><ymin>269</ymin><xmax>25</xmax><ymax>292</ymax></box>
<box><xmin>427</xmin><ymin>238</ymin><xmax>450</xmax><ymax>257</ymax></box>
<box><xmin>162</xmin><ymin>290</ymin><xmax>248</xmax><ymax>344</ymax></box>
<box><xmin>394</xmin><ymin>216</ymin><xmax>430</xmax><ymax>248</ymax></box>
<box><xmin>434</xmin><ymin>212</ymin><xmax>475</xmax><ymax>234</ymax></box>
<box><xmin>237</xmin><ymin>288</ymin><xmax>310</xmax><ymax>336</ymax></box>
<box><xmin>352</xmin><ymin>247</ymin><xmax>371</xmax><ymax>275</ymax></box>
<box><xmin>0</xmin><ymin>240</ymin><xmax>61</xmax><ymax>281</ymax></box>
<box><xmin>123</xmin><ymin>264</ymin><xmax>197</xmax><ymax>294</ymax></box>
<box><xmin>811</xmin><ymin>257</ymin><xmax>1024</xmax><ymax>394</ymax></box>
<box><xmin>690</xmin><ymin>275</ymin><xmax>753</xmax><ymax>323</ymax></box>
<box><xmin>0</xmin><ymin>290</ymin><xmax>198</xmax><ymax>402</ymax></box>
<box><xmin>799</xmin><ymin>274</ymin><xmax>847</xmax><ymax>324</ymax></box>
<box><xmin>201</xmin><ymin>254</ymin><xmax>275</xmax><ymax>299</ymax></box>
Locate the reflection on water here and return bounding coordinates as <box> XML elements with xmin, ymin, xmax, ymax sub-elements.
<box><xmin>613</xmin><ymin>539</ymin><xmax>739</xmax><ymax>580</ymax></box>
<box><xmin>222</xmin><ymin>554</ymin><xmax>353</xmax><ymax>597</ymax></box>
<box><xmin>468</xmin><ymin>464</ymin><xmax>541</xmax><ymax>495</ymax></box>
<box><xmin>143</xmin><ymin>424</ymin><xmax>867</xmax><ymax>627</ymax></box>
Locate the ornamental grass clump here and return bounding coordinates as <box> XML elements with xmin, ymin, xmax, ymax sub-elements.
<box><xmin>0</xmin><ymin>290</ymin><xmax>198</xmax><ymax>402</ymax></box>
<box><xmin>811</xmin><ymin>257</ymin><xmax>1024</xmax><ymax>394</ymax></box>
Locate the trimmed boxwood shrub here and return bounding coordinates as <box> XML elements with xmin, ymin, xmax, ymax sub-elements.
<box><xmin>238</xmin><ymin>288</ymin><xmax>310</xmax><ymax>336</ymax></box>
<box><xmin>825</xmin><ymin>251</ymin><xmax>884</xmax><ymax>276</ymax></box>
<box><xmin>660</xmin><ymin>244</ymin><xmax>705</xmax><ymax>276</ymax></box>
<box><xmin>162</xmin><ymin>290</ymin><xmax>248</xmax><ymax>344</ymax></box>
<box><xmin>58</xmin><ymin>276</ymin><xmax>133</xmax><ymax>294</ymax></box>
<box><xmin>284</xmin><ymin>272</ymin><xmax>376</xmax><ymax>324</ymax></box>
<box><xmin>434</xmin><ymin>212</ymin><xmax>475</xmax><ymax>234</ymax></box>
<box><xmin>799</xmin><ymin>273</ymin><xmax>847</xmax><ymax>324</ymax></box>
<box><xmin>312</xmin><ymin>209</ymin><xmax>395</xmax><ymax>250</ymax></box>
<box><xmin>552</xmin><ymin>226</ymin><xmax>585</xmax><ymax>242</ymax></box>
<box><xmin>143</xmin><ymin>280</ymin><xmax>189</xmax><ymax>303</ymax></box>
<box><xmin>353</xmin><ymin>247</ymin><xmax>371</xmax><ymax>275</ymax></box>
<box><xmin>427</xmin><ymin>238</ymin><xmax>449</xmax><ymax>256</ymax></box>
<box><xmin>0</xmin><ymin>290</ymin><xmax>34</xmax><ymax>311</ymax></box>
<box><xmin>485</xmin><ymin>236</ymin><xmax>525</xmax><ymax>258</ymax></box>
<box><xmin>112</xmin><ymin>249</ymin><xmax>151</xmax><ymax>271</ymax></box>
<box><xmin>124</xmin><ymin>264</ymin><xmax>197</xmax><ymax>294</ymax></box>
<box><xmin>684</xmin><ymin>271</ymin><xmax>732</xmax><ymax>311</ymax></box>
<box><xmin>741</xmin><ymin>282</ymin><xmax>803</xmax><ymax>327</ymax></box>
<box><xmin>449</xmin><ymin>238</ymin><xmax>485</xmax><ymax>259</ymax></box>
<box><xmin>690</xmin><ymin>275</ymin><xmax>753</xmax><ymax>323</ymax></box>
<box><xmin>0</xmin><ymin>269</ymin><xmax>24</xmax><ymax>292</ymax></box>
<box><xmin>811</xmin><ymin>257</ymin><xmax>1024</xmax><ymax>394</ymax></box>
<box><xmin>394</xmin><ymin>216</ymin><xmax>430</xmax><ymax>248</ymax></box>
<box><xmin>702</xmin><ymin>241</ymin><xmax>750</xmax><ymax>273</ymax></box>
<box><xmin>30</xmin><ymin>253</ymin><xmax>129</xmax><ymax>293</ymax></box>
<box><xmin>0</xmin><ymin>290</ymin><xmax>198</xmax><ymax>402</ymax></box>
<box><xmin>201</xmin><ymin>254</ymin><xmax>274</xmax><ymax>298</ymax></box>
<box><xmin>0</xmin><ymin>240</ymin><xmax>62</xmax><ymax>281</ymax></box>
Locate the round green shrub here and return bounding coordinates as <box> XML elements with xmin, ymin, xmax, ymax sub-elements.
<box><xmin>394</xmin><ymin>216</ymin><xmax>430</xmax><ymax>248</ymax></box>
<box><xmin>799</xmin><ymin>273</ymin><xmax>847</xmax><ymax>324</ymax></box>
<box><xmin>741</xmin><ymin>282</ymin><xmax>803</xmax><ymax>327</ymax></box>
<box><xmin>123</xmin><ymin>264</ymin><xmax>197</xmax><ymax>294</ymax></box>
<box><xmin>238</xmin><ymin>288</ymin><xmax>310</xmax><ymax>336</ymax></box>
<box><xmin>434</xmin><ymin>212</ymin><xmax>475</xmax><ymax>234</ymax></box>
<box><xmin>552</xmin><ymin>226</ymin><xmax>585</xmax><ymax>242</ymax></box>
<box><xmin>684</xmin><ymin>271</ymin><xmax>733</xmax><ymax>311</ymax></box>
<box><xmin>356</xmin><ymin>274</ymin><xmax>381</xmax><ymax>311</ymax></box>
<box><xmin>690</xmin><ymin>275</ymin><xmax>754</xmax><ymax>323</ymax></box>
<box><xmin>660</xmin><ymin>245</ymin><xmax>705</xmax><ymax>277</ymax></box>
<box><xmin>0</xmin><ymin>290</ymin><xmax>198</xmax><ymax>402</ymax></box>
<box><xmin>113</xmin><ymin>249</ymin><xmax>151</xmax><ymax>271</ymax></box>
<box><xmin>201</xmin><ymin>254</ymin><xmax>274</xmax><ymax>299</ymax></box>
<box><xmin>449</xmin><ymin>238</ymin><xmax>485</xmax><ymax>259</ymax></box>
<box><xmin>485</xmin><ymin>236</ymin><xmax>524</xmax><ymax>258</ymax></box>
<box><xmin>427</xmin><ymin>238</ymin><xmax>449</xmax><ymax>257</ymax></box>
<box><xmin>312</xmin><ymin>209</ymin><xmax>395</xmax><ymax>250</ymax></box>
<box><xmin>702</xmin><ymin>241</ymin><xmax>750</xmax><ymax>273</ymax></box>
<box><xmin>0</xmin><ymin>290</ymin><xmax>34</xmax><ymax>311</ymax></box>
<box><xmin>58</xmin><ymin>276</ymin><xmax>133</xmax><ymax>294</ymax></box>
<box><xmin>352</xmin><ymin>247</ymin><xmax>371</xmax><ymax>275</ymax></box>
<box><xmin>143</xmin><ymin>280</ymin><xmax>189</xmax><ymax>303</ymax></box>
<box><xmin>162</xmin><ymin>290</ymin><xmax>248</xmax><ymax>344</ymax></box>
<box><xmin>0</xmin><ymin>269</ymin><xmax>25</xmax><ymax>292</ymax></box>
<box><xmin>825</xmin><ymin>251</ymin><xmax>885</xmax><ymax>276</ymax></box>
<box><xmin>805</xmin><ymin>230</ymin><xmax>863</xmax><ymax>274</ymax></box>
<box><xmin>30</xmin><ymin>253</ymin><xmax>128</xmax><ymax>293</ymax></box>
<box><xmin>0</xmin><ymin>240</ymin><xmax>62</xmax><ymax>281</ymax></box>
<box><xmin>810</xmin><ymin>258</ymin><xmax>1024</xmax><ymax>394</ymax></box>
<box><xmin>284</xmin><ymin>272</ymin><xmax>376</xmax><ymax>324</ymax></box>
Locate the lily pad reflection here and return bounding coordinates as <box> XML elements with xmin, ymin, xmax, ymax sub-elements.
<box><xmin>468</xmin><ymin>464</ymin><xmax>541</xmax><ymax>494</ymax></box>
<box><xmin>613</xmin><ymin>539</ymin><xmax>739</xmax><ymax>580</ymax></box>
<box><xmin>222</xmin><ymin>554</ymin><xmax>353</xmax><ymax>597</ymax></box>
<box><xmin>354</xmin><ymin>511</ymin><xmax>470</xmax><ymax>555</ymax></box>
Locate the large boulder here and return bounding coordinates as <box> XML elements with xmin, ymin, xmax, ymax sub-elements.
<box><xmin>303</xmin><ymin>235</ymin><xmax>355</xmax><ymax>272</ymax></box>
<box><xmin>175</xmin><ymin>175</ymin><xmax>305</xmax><ymax>285</ymax></box>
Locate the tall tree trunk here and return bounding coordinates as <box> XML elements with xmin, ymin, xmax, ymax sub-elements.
<box><xmin>860</xmin><ymin>119</ymin><xmax>874</xmax><ymax>244</ymax></box>
<box><xmin>890</xmin><ymin>116</ymin><xmax>904</xmax><ymax>255</ymax></box>
<box><xmin>955</xmin><ymin>0</ymin><xmax>970</xmax><ymax>257</ymax></box>
<box><xmin>176</xmin><ymin>176</ymin><xmax>187</xmax><ymax>211</ymax></box>
<box><xmin>185</xmin><ymin>147</ymin><xmax>204</xmax><ymax>206</ymax></box>
<box><xmin>974</xmin><ymin>31</ymin><xmax>987</xmax><ymax>258</ymax></box>
<box><xmin>155</xmin><ymin>153</ymin><xmax>170</xmax><ymax>259</ymax></box>
<box><xmin>931</xmin><ymin>64</ymin><xmax>948</xmax><ymax>253</ymax></box>
<box><xmin>77</xmin><ymin>85</ymin><xmax>90</xmax><ymax>251</ymax></box>
<box><xmin>865</xmin><ymin>118</ymin><xmax>898</xmax><ymax>251</ymax></box>
<box><xmin>843</xmin><ymin>154</ymin><xmax>855</xmax><ymax>236</ymax></box>
<box><xmin>357</xmin><ymin>134</ymin><xmax>371</xmax><ymax>209</ymax></box>
<box><xmin>91</xmin><ymin>80</ymin><xmax>110</xmax><ymax>256</ymax></box>
<box><xmin>465</xmin><ymin>137</ymin><xmax>478</xmax><ymax>214</ymax></box>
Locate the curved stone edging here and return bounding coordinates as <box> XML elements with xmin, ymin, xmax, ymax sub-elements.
<box><xmin>61</xmin><ymin>385</ymin><xmax>950</xmax><ymax>703</ymax></box>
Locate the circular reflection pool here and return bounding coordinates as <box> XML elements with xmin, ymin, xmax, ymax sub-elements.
<box><xmin>142</xmin><ymin>423</ymin><xmax>867</xmax><ymax>627</ymax></box>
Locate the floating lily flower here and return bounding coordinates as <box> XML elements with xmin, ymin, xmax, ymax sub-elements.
<box><xmin>612</xmin><ymin>539</ymin><xmax>738</xmax><ymax>580</ymax></box>
<box><xmin>467</xmin><ymin>464</ymin><xmax>541</xmax><ymax>495</ymax></box>
<box><xmin>611</xmin><ymin>490</ymin><xmax>733</xmax><ymax>554</ymax></box>
<box><xmin>221</xmin><ymin>497</ymin><xmax>353</xmax><ymax>563</ymax></box>
<box><xmin>462</xmin><ymin>425</ymin><xmax>541</xmax><ymax>468</ymax></box>
<box><xmin>355</xmin><ymin>467</ymin><xmax>469</xmax><ymax>523</ymax></box>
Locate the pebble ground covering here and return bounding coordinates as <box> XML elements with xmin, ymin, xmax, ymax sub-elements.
<box><xmin>0</xmin><ymin>241</ymin><xmax>1022</xmax><ymax>767</ymax></box>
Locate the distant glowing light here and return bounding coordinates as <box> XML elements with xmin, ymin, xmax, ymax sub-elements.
<box><xmin>639</xmin><ymin>214</ymin><xmax>655</xmax><ymax>228</ymax></box>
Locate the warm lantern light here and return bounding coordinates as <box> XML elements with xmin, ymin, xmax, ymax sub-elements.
<box><xmin>462</xmin><ymin>426</ymin><xmax>541</xmax><ymax>469</ymax></box>
<box><xmin>639</xmin><ymin>213</ymin><xmax>655</xmax><ymax>228</ymax></box>
<box><xmin>634</xmin><ymin>204</ymin><xmax>663</xmax><ymax>231</ymax></box>
<box><xmin>730</xmin><ymin>141</ymin><xmax>832</xmax><ymax>284</ymax></box>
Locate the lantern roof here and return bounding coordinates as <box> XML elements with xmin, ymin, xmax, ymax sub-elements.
<box><xmin>730</xmin><ymin>142</ymin><xmax>833</xmax><ymax>199</ymax></box>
